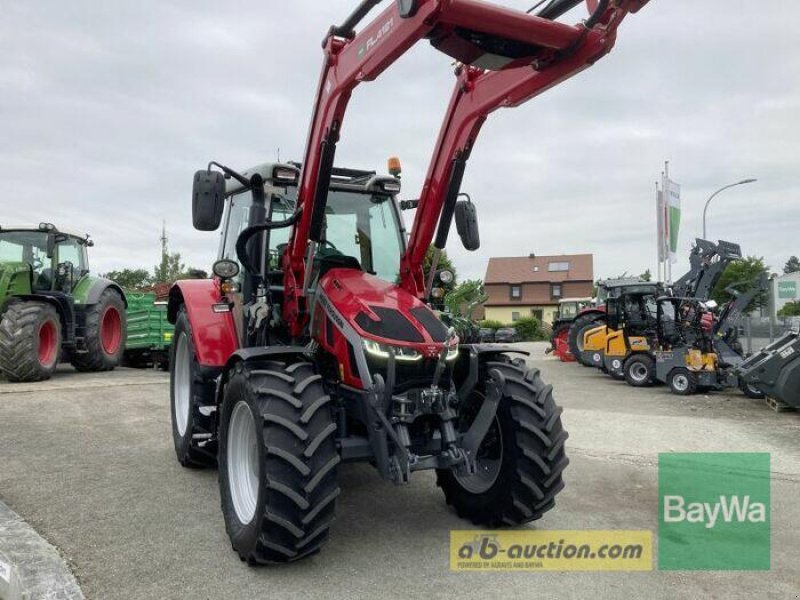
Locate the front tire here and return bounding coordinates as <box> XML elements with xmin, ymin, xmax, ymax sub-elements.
<box><xmin>624</xmin><ymin>354</ymin><xmax>655</xmax><ymax>387</ymax></box>
<box><xmin>219</xmin><ymin>361</ymin><xmax>340</xmax><ymax>564</ymax></box>
<box><xmin>170</xmin><ymin>307</ymin><xmax>217</xmax><ymax>467</ymax></box>
<box><xmin>0</xmin><ymin>302</ymin><xmax>61</xmax><ymax>382</ymax></box>
<box><xmin>437</xmin><ymin>360</ymin><xmax>569</xmax><ymax>526</ymax></box>
<box><xmin>71</xmin><ymin>288</ymin><xmax>126</xmax><ymax>372</ymax></box>
<box><xmin>668</xmin><ymin>368</ymin><xmax>697</xmax><ymax>396</ymax></box>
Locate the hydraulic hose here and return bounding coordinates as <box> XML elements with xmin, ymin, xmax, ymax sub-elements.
<box><xmin>235</xmin><ymin>211</ymin><xmax>302</xmax><ymax>276</ymax></box>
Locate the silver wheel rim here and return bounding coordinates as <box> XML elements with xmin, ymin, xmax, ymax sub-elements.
<box><xmin>454</xmin><ymin>415</ymin><xmax>503</xmax><ymax>494</ymax></box>
<box><xmin>673</xmin><ymin>373</ymin><xmax>689</xmax><ymax>392</ymax></box>
<box><xmin>174</xmin><ymin>332</ymin><xmax>191</xmax><ymax>436</ymax></box>
<box><xmin>228</xmin><ymin>400</ymin><xmax>259</xmax><ymax>524</ymax></box>
<box><xmin>630</xmin><ymin>362</ymin><xmax>649</xmax><ymax>383</ymax></box>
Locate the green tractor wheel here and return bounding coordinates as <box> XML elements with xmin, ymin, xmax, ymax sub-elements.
<box><xmin>71</xmin><ymin>288</ymin><xmax>127</xmax><ymax>372</ymax></box>
<box><xmin>0</xmin><ymin>301</ymin><xmax>62</xmax><ymax>382</ymax></box>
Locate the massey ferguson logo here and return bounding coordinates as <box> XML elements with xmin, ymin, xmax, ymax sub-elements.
<box><xmin>358</xmin><ymin>17</ymin><xmax>394</xmax><ymax>58</ymax></box>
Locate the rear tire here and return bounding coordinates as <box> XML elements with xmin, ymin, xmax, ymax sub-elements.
<box><xmin>569</xmin><ymin>313</ymin><xmax>605</xmax><ymax>367</ymax></box>
<box><xmin>437</xmin><ymin>360</ymin><xmax>569</xmax><ymax>526</ymax></box>
<box><xmin>0</xmin><ymin>302</ymin><xmax>61</xmax><ymax>382</ymax></box>
<box><xmin>624</xmin><ymin>354</ymin><xmax>655</xmax><ymax>387</ymax></box>
<box><xmin>170</xmin><ymin>307</ymin><xmax>217</xmax><ymax>467</ymax></box>
<box><xmin>71</xmin><ymin>288</ymin><xmax>126</xmax><ymax>372</ymax></box>
<box><xmin>668</xmin><ymin>368</ymin><xmax>697</xmax><ymax>396</ymax></box>
<box><xmin>219</xmin><ymin>360</ymin><xmax>340</xmax><ymax>564</ymax></box>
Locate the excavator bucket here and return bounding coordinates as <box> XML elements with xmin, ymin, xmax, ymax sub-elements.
<box><xmin>736</xmin><ymin>332</ymin><xmax>800</xmax><ymax>408</ymax></box>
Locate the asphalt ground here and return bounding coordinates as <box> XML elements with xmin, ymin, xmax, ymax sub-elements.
<box><xmin>1</xmin><ymin>343</ymin><xmax>798</xmax><ymax>599</ymax></box>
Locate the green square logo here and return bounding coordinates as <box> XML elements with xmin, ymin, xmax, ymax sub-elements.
<box><xmin>658</xmin><ymin>453</ymin><xmax>770</xmax><ymax>570</ymax></box>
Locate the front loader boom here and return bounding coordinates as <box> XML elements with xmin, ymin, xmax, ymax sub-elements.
<box><xmin>284</xmin><ymin>0</ymin><xmax>650</xmax><ymax>336</ymax></box>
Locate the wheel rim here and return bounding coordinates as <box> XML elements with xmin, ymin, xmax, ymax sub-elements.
<box><xmin>38</xmin><ymin>320</ymin><xmax>58</xmax><ymax>367</ymax></box>
<box><xmin>100</xmin><ymin>307</ymin><xmax>122</xmax><ymax>355</ymax></box>
<box><xmin>173</xmin><ymin>333</ymin><xmax>191</xmax><ymax>437</ymax></box>
<box><xmin>673</xmin><ymin>373</ymin><xmax>689</xmax><ymax>392</ymax></box>
<box><xmin>454</xmin><ymin>404</ymin><xmax>503</xmax><ymax>494</ymax></box>
<box><xmin>228</xmin><ymin>400</ymin><xmax>259</xmax><ymax>524</ymax></box>
<box><xmin>630</xmin><ymin>362</ymin><xmax>649</xmax><ymax>383</ymax></box>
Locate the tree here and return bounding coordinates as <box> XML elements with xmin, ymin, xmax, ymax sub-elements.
<box><xmin>784</xmin><ymin>256</ymin><xmax>800</xmax><ymax>275</ymax></box>
<box><xmin>639</xmin><ymin>269</ymin><xmax>652</xmax><ymax>282</ymax></box>
<box><xmin>778</xmin><ymin>301</ymin><xmax>800</xmax><ymax>318</ymax></box>
<box><xmin>423</xmin><ymin>245</ymin><xmax>457</xmax><ymax>294</ymax></box>
<box><xmin>512</xmin><ymin>316</ymin><xmax>546</xmax><ymax>342</ymax></box>
<box><xmin>444</xmin><ymin>279</ymin><xmax>487</xmax><ymax>318</ymax></box>
<box><xmin>153</xmin><ymin>251</ymin><xmax>187</xmax><ymax>284</ymax></box>
<box><xmin>102</xmin><ymin>268</ymin><xmax>152</xmax><ymax>290</ymax></box>
<box><xmin>710</xmin><ymin>256</ymin><xmax>770</xmax><ymax>312</ymax></box>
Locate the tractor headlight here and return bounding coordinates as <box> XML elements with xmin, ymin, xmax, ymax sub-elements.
<box><xmin>363</xmin><ymin>339</ymin><xmax>423</xmax><ymax>362</ymax></box>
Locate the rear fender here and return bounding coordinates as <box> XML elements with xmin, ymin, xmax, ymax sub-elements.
<box><xmin>72</xmin><ymin>276</ymin><xmax>128</xmax><ymax>308</ymax></box>
<box><xmin>168</xmin><ymin>280</ymin><xmax>238</xmax><ymax>368</ymax></box>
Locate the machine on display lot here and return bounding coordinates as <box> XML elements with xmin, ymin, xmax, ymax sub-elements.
<box><xmin>547</xmin><ymin>296</ymin><xmax>593</xmax><ymax>362</ymax></box>
<box><xmin>573</xmin><ymin>239</ymin><xmax>743</xmax><ymax>373</ymax></box>
<box><xmin>168</xmin><ymin>0</ymin><xmax>651</xmax><ymax>563</ymax></box>
<box><xmin>0</xmin><ymin>224</ymin><xmax>127</xmax><ymax>382</ymax></box>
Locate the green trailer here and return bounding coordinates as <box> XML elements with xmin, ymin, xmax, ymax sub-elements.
<box><xmin>123</xmin><ymin>292</ymin><xmax>173</xmax><ymax>369</ymax></box>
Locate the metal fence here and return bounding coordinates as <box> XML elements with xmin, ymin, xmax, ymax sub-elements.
<box><xmin>739</xmin><ymin>316</ymin><xmax>800</xmax><ymax>353</ymax></box>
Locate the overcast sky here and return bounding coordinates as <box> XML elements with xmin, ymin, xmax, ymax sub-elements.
<box><xmin>2</xmin><ymin>1</ymin><xmax>798</xmax><ymax>284</ymax></box>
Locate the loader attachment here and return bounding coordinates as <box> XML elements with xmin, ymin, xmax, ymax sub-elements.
<box><xmin>736</xmin><ymin>332</ymin><xmax>800</xmax><ymax>408</ymax></box>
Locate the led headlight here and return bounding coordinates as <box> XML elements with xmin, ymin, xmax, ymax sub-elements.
<box><xmin>363</xmin><ymin>339</ymin><xmax>423</xmax><ymax>362</ymax></box>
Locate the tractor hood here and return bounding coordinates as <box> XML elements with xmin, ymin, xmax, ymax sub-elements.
<box><xmin>317</xmin><ymin>269</ymin><xmax>451</xmax><ymax>354</ymax></box>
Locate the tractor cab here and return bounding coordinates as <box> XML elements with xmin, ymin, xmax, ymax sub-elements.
<box><xmin>0</xmin><ymin>224</ymin><xmax>90</xmax><ymax>298</ymax></box>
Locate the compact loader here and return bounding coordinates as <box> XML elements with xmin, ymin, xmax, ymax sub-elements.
<box><xmin>168</xmin><ymin>0</ymin><xmax>651</xmax><ymax>563</ymax></box>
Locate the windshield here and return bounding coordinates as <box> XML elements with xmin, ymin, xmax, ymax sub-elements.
<box><xmin>0</xmin><ymin>230</ymin><xmax>87</xmax><ymax>290</ymax></box>
<box><xmin>321</xmin><ymin>190</ymin><xmax>403</xmax><ymax>282</ymax></box>
<box><xmin>0</xmin><ymin>231</ymin><xmax>50</xmax><ymax>282</ymax></box>
<box><xmin>218</xmin><ymin>186</ymin><xmax>403</xmax><ymax>283</ymax></box>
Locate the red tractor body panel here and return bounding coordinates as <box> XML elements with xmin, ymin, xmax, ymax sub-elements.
<box><xmin>314</xmin><ymin>268</ymin><xmax>452</xmax><ymax>388</ymax></box>
<box><xmin>169</xmin><ymin>279</ymin><xmax>238</xmax><ymax>368</ymax></box>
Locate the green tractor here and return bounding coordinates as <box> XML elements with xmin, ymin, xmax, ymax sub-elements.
<box><xmin>0</xmin><ymin>224</ymin><xmax>127</xmax><ymax>382</ymax></box>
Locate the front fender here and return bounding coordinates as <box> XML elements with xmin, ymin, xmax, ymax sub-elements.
<box><xmin>73</xmin><ymin>276</ymin><xmax>128</xmax><ymax>308</ymax></box>
<box><xmin>168</xmin><ymin>280</ymin><xmax>238</xmax><ymax>367</ymax></box>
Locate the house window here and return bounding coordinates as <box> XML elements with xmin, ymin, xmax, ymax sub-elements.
<box><xmin>548</xmin><ymin>262</ymin><xmax>570</xmax><ymax>272</ymax></box>
<box><xmin>510</xmin><ymin>285</ymin><xmax>521</xmax><ymax>299</ymax></box>
<box><xmin>512</xmin><ymin>311</ymin><xmax>520</xmax><ymax>322</ymax></box>
<box><xmin>551</xmin><ymin>284</ymin><xmax>563</xmax><ymax>299</ymax></box>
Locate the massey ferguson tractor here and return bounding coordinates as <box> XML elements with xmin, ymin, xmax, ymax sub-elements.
<box><xmin>0</xmin><ymin>224</ymin><xmax>127</xmax><ymax>382</ymax></box>
<box><xmin>168</xmin><ymin>0</ymin><xmax>650</xmax><ymax>563</ymax></box>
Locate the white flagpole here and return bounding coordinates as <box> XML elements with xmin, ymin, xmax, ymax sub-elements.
<box><xmin>662</xmin><ymin>160</ymin><xmax>672</xmax><ymax>285</ymax></box>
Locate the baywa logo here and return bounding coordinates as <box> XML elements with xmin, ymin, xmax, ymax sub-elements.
<box><xmin>658</xmin><ymin>453</ymin><xmax>771</xmax><ymax>570</ymax></box>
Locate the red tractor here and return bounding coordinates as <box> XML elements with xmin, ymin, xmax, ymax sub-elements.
<box><xmin>168</xmin><ymin>0</ymin><xmax>650</xmax><ymax>563</ymax></box>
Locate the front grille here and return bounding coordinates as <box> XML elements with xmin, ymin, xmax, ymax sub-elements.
<box><xmin>366</xmin><ymin>355</ymin><xmax>451</xmax><ymax>394</ymax></box>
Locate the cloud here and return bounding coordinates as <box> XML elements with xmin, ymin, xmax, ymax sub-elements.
<box><xmin>1</xmin><ymin>0</ymin><xmax>797</xmax><ymax>283</ymax></box>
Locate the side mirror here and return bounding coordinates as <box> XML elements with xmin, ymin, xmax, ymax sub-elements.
<box><xmin>192</xmin><ymin>170</ymin><xmax>226</xmax><ymax>231</ymax></box>
<box><xmin>454</xmin><ymin>197</ymin><xmax>480</xmax><ymax>251</ymax></box>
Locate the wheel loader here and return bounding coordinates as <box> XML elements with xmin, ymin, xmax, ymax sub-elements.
<box><xmin>168</xmin><ymin>0</ymin><xmax>652</xmax><ymax>563</ymax></box>
<box><xmin>0</xmin><ymin>224</ymin><xmax>127</xmax><ymax>382</ymax></box>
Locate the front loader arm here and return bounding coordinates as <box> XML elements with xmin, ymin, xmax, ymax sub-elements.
<box><xmin>285</xmin><ymin>0</ymin><xmax>649</xmax><ymax>335</ymax></box>
<box><xmin>401</xmin><ymin>0</ymin><xmax>649</xmax><ymax>296</ymax></box>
